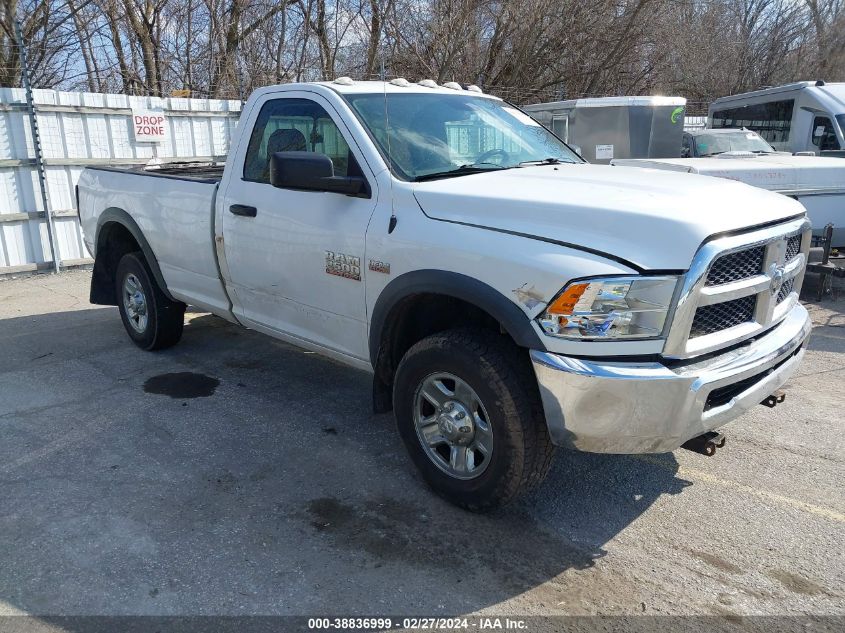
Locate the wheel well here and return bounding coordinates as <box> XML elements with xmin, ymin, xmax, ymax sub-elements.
<box><xmin>372</xmin><ymin>293</ymin><xmax>518</xmax><ymax>413</ymax></box>
<box><xmin>90</xmin><ymin>222</ymin><xmax>141</xmax><ymax>305</ymax></box>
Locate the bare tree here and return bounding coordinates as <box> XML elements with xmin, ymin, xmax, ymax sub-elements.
<box><xmin>5</xmin><ymin>0</ymin><xmax>843</xmax><ymax>107</ymax></box>
<box><xmin>0</xmin><ymin>0</ymin><xmax>89</xmax><ymax>87</ymax></box>
<box><xmin>805</xmin><ymin>0</ymin><xmax>845</xmax><ymax>77</ymax></box>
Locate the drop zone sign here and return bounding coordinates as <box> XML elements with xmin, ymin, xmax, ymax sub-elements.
<box><xmin>132</xmin><ymin>109</ymin><xmax>167</xmax><ymax>143</ymax></box>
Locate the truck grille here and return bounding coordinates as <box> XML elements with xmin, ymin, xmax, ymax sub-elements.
<box><xmin>690</xmin><ymin>296</ymin><xmax>756</xmax><ymax>338</ymax></box>
<box><xmin>776</xmin><ymin>278</ymin><xmax>794</xmax><ymax>304</ymax></box>
<box><xmin>705</xmin><ymin>246</ymin><xmax>764</xmax><ymax>286</ymax></box>
<box><xmin>663</xmin><ymin>219</ymin><xmax>810</xmax><ymax>358</ymax></box>
<box><xmin>785</xmin><ymin>233</ymin><xmax>802</xmax><ymax>261</ymax></box>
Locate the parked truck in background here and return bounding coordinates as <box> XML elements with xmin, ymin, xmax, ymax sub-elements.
<box><xmin>78</xmin><ymin>79</ymin><xmax>812</xmax><ymax>511</ymax></box>
<box><xmin>613</xmin><ymin>128</ymin><xmax>845</xmax><ymax>247</ymax></box>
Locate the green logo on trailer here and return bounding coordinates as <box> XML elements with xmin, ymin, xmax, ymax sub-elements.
<box><xmin>671</xmin><ymin>106</ymin><xmax>685</xmax><ymax>124</ymax></box>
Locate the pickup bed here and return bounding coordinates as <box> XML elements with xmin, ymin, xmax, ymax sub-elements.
<box><xmin>79</xmin><ymin>79</ymin><xmax>812</xmax><ymax>510</ymax></box>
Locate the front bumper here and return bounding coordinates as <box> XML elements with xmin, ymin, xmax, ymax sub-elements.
<box><xmin>530</xmin><ymin>303</ymin><xmax>812</xmax><ymax>453</ymax></box>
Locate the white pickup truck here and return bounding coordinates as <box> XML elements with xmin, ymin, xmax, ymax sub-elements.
<box><xmin>613</xmin><ymin>128</ymin><xmax>845</xmax><ymax>247</ymax></box>
<box><xmin>78</xmin><ymin>79</ymin><xmax>812</xmax><ymax>511</ymax></box>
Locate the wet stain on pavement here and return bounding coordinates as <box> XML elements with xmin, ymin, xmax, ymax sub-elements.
<box><xmin>308</xmin><ymin>497</ymin><xmax>352</xmax><ymax>531</ymax></box>
<box><xmin>301</xmin><ymin>495</ymin><xmax>597</xmax><ymax>593</ymax></box>
<box><xmin>207</xmin><ymin>468</ymin><xmax>239</xmax><ymax>493</ymax></box>
<box><xmin>690</xmin><ymin>549</ymin><xmax>743</xmax><ymax>575</ymax></box>
<box><xmin>767</xmin><ymin>569</ymin><xmax>825</xmax><ymax>595</ymax></box>
<box><xmin>143</xmin><ymin>372</ymin><xmax>219</xmax><ymax>398</ymax></box>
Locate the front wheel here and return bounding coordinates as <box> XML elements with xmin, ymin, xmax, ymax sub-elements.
<box><xmin>393</xmin><ymin>329</ymin><xmax>555</xmax><ymax>511</ymax></box>
<box><xmin>115</xmin><ymin>252</ymin><xmax>185</xmax><ymax>351</ymax></box>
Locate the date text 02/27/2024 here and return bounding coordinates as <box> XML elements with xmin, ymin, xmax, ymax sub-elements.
<box><xmin>307</xmin><ymin>617</ymin><xmax>528</xmax><ymax>630</ymax></box>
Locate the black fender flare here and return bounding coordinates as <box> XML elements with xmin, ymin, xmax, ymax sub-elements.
<box><xmin>94</xmin><ymin>208</ymin><xmax>175</xmax><ymax>302</ymax></box>
<box><xmin>368</xmin><ymin>269</ymin><xmax>544</xmax><ymax>368</ymax></box>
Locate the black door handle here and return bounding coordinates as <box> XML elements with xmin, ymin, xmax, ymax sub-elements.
<box><xmin>230</xmin><ymin>204</ymin><xmax>257</xmax><ymax>217</ymax></box>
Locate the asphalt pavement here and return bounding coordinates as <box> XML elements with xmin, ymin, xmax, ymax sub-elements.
<box><xmin>0</xmin><ymin>270</ymin><xmax>842</xmax><ymax>624</ymax></box>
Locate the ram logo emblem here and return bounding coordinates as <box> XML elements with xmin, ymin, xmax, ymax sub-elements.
<box><xmin>768</xmin><ymin>262</ymin><xmax>785</xmax><ymax>295</ymax></box>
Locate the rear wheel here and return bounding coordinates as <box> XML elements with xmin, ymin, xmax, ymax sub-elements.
<box><xmin>115</xmin><ymin>252</ymin><xmax>185</xmax><ymax>350</ymax></box>
<box><xmin>393</xmin><ymin>329</ymin><xmax>555</xmax><ymax>511</ymax></box>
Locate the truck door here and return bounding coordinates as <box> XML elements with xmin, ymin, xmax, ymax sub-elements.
<box><xmin>219</xmin><ymin>91</ymin><xmax>378</xmax><ymax>362</ymax></box>
<box><xmin>551</xmin><ymin>115</ymin><xmax>569</xmax><ymax>142</ymax></box>
<box><xmin>681</xmin><ymin>133</ymin><xmax>693</xmax><ymax>157</ymax></box>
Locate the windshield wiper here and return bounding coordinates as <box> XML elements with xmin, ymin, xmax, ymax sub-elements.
<box><xmin>413</xmin><ymin>163</ymin><xmax>508</xmax><ymax>182</ymax></box>
<box><xmin>519</xmin><ymin>157</ymin><xmax>571</xmax><ymax>166</ymax></box>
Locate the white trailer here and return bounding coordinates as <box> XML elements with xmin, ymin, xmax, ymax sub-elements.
<box><xmin>523</xmin><ymin>96</ymin><xmax>687</xmax><ymax>164</ymax></box>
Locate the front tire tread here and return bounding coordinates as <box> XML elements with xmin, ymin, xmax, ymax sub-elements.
<box><xmin>393</xmin><ymin>328</ymin><xmax>555</xmax><ymax>512</ymax></box>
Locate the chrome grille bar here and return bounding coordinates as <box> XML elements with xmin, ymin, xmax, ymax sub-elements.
<box><xmin>663</xmin><ymin>217</ymin><xmax>811</xmax><ymax>359</ymax></box>
<box><xmin>705</xmin><ymin>246</ymin><xmax>764</xmax><ymax>286</ymax></box>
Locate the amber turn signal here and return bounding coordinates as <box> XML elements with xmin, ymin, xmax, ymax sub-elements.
<box><xmin>545</xmin><ymin>282</ymin><xmax>590</xmax><ymax>315</ymax></box>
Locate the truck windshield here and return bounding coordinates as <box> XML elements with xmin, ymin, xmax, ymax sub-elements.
<box><xmin>694</xmin><ymin>131</ymin><xmax>775</xmax><ymax>156</ymax></box>
<box><xmin>345</xmin><ymin>92</ymin><xmax>580</xmax><ymax>181</ymax></box>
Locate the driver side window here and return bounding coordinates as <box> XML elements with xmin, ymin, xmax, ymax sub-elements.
<box><xmin>243</xmin><ymin>98</ymin><xmax>352</xmax><ymax>183</ymax></box>
<box><xmin>811</xmin><ymin>116</ymin><xmax>841</xmax><ymax>151</ymax></box>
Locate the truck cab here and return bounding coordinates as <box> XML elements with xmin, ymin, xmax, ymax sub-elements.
<box><xmin>681</xmin><ymin>128</ymin><xmax>781</xmax><ymax>157</ymax></box>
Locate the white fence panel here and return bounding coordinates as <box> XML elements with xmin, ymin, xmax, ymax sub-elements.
<box><xmin>0</xmin><ymin>88</ymin><xmax>241</xmax><ymax>275</ymax></box>
<box><xmin>684</xmin><ymin>115</ymin><xmax>708</xmax><ymax>131</ymax></box>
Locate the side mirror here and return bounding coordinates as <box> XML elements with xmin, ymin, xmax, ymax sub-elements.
<box><xmin>269</xmin><ymin>151</ymin><xmax>367</xmax><ymax>196</ymax></box>
<box><xmin>680</xmin><ymin>147</ymin><xmax>691</xmax><ymax>158</ymax></box>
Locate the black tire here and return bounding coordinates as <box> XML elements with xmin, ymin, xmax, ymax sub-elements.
<box><xmin>115</xmin><ymin>252</ymin><xmax>185</xmax><ymax>351</ymax></box>
<box><xmin>393</xmin><ymin>329</ymin><xmax>555</xmax><ymax>512</ymax></box>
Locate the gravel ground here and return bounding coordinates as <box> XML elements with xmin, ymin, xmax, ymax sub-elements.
<box><xmin>0</xmin><ymin>269</ymin><xmax>842</xmax><ymax>624</ymax></box>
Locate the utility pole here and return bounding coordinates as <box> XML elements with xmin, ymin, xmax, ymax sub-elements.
<box><xmin>234</xmin><ymin>45</ymin><xmax>245</xmax><ymax>105</ymax></box>
<box><xmin>15</xmin><ymin>19</ymin><xmax>60</xmax><ymax>273</ymax></box>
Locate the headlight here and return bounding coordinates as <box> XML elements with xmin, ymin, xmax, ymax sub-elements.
<box><xmin>538</xmin><ymin>276</ymin><xmax>678</xmax><ymax>339</ymax></box>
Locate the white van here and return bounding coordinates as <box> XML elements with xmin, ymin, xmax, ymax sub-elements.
<box><xmin>708</xmin><ymin>81</ymin><xmax>844</xmax><ymax>155</ymax></box>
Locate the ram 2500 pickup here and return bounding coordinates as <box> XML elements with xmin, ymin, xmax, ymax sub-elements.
<box><xmin>78</xmin><ymin>79</ymin><xmax>812</xmax><ymax>511</ymax></box>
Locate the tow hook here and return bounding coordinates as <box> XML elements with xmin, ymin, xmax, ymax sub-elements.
<box><xmin>681</xmin><ymin>431</ymin><xmax>726</xmax><ymax>457</ymax></box>
<box><xmin>760</xmin><ymin>389</ymin><xmax>786</xmax><ymax>408</ymax></box>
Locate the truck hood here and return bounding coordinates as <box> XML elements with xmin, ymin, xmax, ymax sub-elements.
<box><xmin>412</xmin><ymin>164</ymin><xmax>805</xmax><ymax>270</ymax></box>
<box><xmin>612</xmin><ymin>155</ymin><xmax>845</xmax><ymax>194</ymax></box>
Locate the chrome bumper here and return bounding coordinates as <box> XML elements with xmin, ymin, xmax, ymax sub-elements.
<box><xmin>530</xmin><ymin>303</ymin><xmax>812</xmax><ymax>453</ymax></box>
